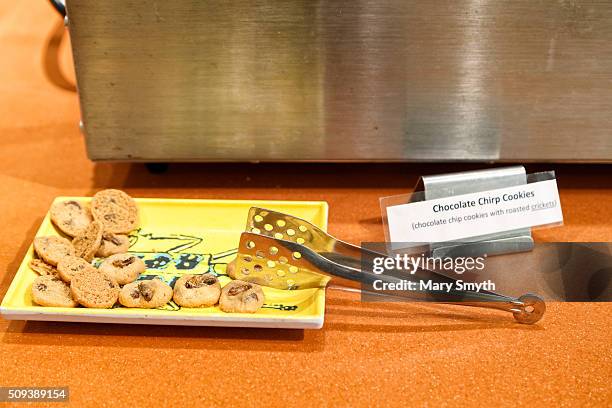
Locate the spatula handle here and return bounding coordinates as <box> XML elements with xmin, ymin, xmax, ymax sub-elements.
<box><xmin>327</xmin><ymin>284</ymin><xmax>545</xmax><ymax>324</ymax></box>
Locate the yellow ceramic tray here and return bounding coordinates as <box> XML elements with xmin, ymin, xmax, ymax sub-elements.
<box><xmin>0</xmin><ymin>197</ymin><xmax>329</xmax><ymax>329</ymax></box>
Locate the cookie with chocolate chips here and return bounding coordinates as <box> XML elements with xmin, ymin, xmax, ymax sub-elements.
<box><xmin>91</xmin><ymin>189</ymin><xmax>139</xmax><ymax>234</ymax></box>
<box><xmin>57</xmin><ymin>256</ymin><xmax>97</xmax><ymax>283</ymax></box>
<box><xmin>33</xmin><ymin>236</ymin><xmax>75</xmax><ymax>266</ymax></box>
<box><xmin>72</xmin><ymin>220</ymin><xmax>103</xmax><ymax>262</ymax></box>
<box><xmin>31</xmin><ymin>275</ymin><xmax>77</xmax><ymax>307</ymax></box>
<box><xmin>219</xmin><ymin>280</ymin><xmax>265</xmax><ymax>313</ymax></box>
<box><xmin>99</xmin><ymin>253</ymin><xmax>145</xmax><ymax>285</ymax></box>
<box><xmin>49</xmin><ymin>200</ymin><xmax>93</xmax><ymax>237</ymax></box>
<box><xmin>118</xmin><ymin>278</ymin><xmax>172</xmax><ymax>308</ymax></box>
<box><xmin>226</xmin><ymin>259</ymin><xmax>238</xmax><ymax>279</ymax></box>
<box><xmin>172</xmin><ymin>274</ymin><xmax>221</xmax><ymax>308</ymax></box>
<box><xmin>70</xmin><ymin>269</ymin><xmax>119</xmax><ymax>308</ymax></box>
<box><xmin>29</xmin><ymin>259</ymin><xmax>58</xmax><ymax>277</ymax></box>
<box><xmin>95</xmin><ymin>232</ymin><xmax>130</xmax><ymax>258</ymax></box>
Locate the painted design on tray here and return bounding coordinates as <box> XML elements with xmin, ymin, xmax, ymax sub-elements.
<box><xmin>92</xmin><ymin>230</ymin><xmax>231</xmax><ymax>276</ymax></box>
<box><xmin>100</xmin><ymin>229</ymin><xmax>298</xmax><ymax>313</ymax></box>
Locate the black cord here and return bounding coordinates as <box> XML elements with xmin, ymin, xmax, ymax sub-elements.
<box><xmin>48</xmin><ymin>0</ymin><xmax>66</xmax><ymax>17</ymax></box>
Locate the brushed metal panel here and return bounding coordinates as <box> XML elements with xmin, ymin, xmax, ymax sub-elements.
<box><xmin>66</xmin><ymin>0</ymin><xmax>612</xmax><ymax>162</ymax></box>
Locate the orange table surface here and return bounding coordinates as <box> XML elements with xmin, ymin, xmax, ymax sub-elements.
<box><xmin>0</xmin><ymin>2</ymin><xmax>611</xmax><ymax>407</ymax></box>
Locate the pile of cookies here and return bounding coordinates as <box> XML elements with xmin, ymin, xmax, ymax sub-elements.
<box><xmin>29</xmin><ymin>189</ymin><xmax>265</xmax><ymax>313</ymax></box>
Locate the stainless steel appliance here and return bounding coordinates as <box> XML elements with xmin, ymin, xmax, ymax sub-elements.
<box><xmin>65</xmin><ymin>0</ymin><xmax>612</xmax><ymax>162</ymax></box>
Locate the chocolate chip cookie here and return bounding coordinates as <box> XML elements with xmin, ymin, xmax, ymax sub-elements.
<box><xmin>226</xmin><ymin>259</ymin><xmax>238</xmax><ymax>279</ymax></box>
<box><xmin>219</xmin><ymin>280</ymin><xmax>265</xmax><ymax>313</ymax></box>
<box><xmin>172</xmin><ymin>274</ymin><xmax>221</xmax><ymax>308</ymax></box>
<box><xmin>72</xmin><ymin>220</ymin><xmax>103</xmax><ymax>262</ymax></box>
<box><xmin>95</xmin><ymin>232</ymin><xmax>130</xmax><ymax>258</ymax></box>
<box><xmin>99</xmin><ymin>253</ymin><xmax>145</xmax><ymax>285</ymax></box>
<box><xmin>29</xmin><ymin>259</ymin><xmax>58</xmax><ymax>277</ymax></box>
<box><xmin>31</xmin><ymin>275</ymin><xmax>77</xmax><ymax>307</ymax></box>
<box><xmin>49</xmin><ymin>200</ymin><xmax>93</xmax><ymax>237</ymax></box>
<box><xmin>33</xmin><ymin>236</ymin><xmax>75</xmax><ymax>266</ymax></box>
<box><xmin>70</xmin><ymin>269</ymin><xmax>119</xmax><ymax>308</ymax></box>
<box><xmin>57</xmin><ymin>255</ymin><xmax>97</xmax><ymax>283</ymax></box>
<box><xmin>91</xmin><ymin>189</ymin><xmax>139</xmax><ymax>234</ymax></box>
<box><xmin>118</xmin><ymin>278</ymin><xmax>172</xmax><ymax>309</ymax></box>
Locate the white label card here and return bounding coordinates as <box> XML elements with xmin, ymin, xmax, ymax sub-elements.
<box><xmin>386</xmin><ymin>179</ymin><xmax>563</xmax><ymax>243</ymax></box>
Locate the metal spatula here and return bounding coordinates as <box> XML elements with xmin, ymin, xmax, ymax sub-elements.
<box><xmin>231</xmin><ymin>207</ymin><xmax>545</xmax><ymax>324</ymax></box>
